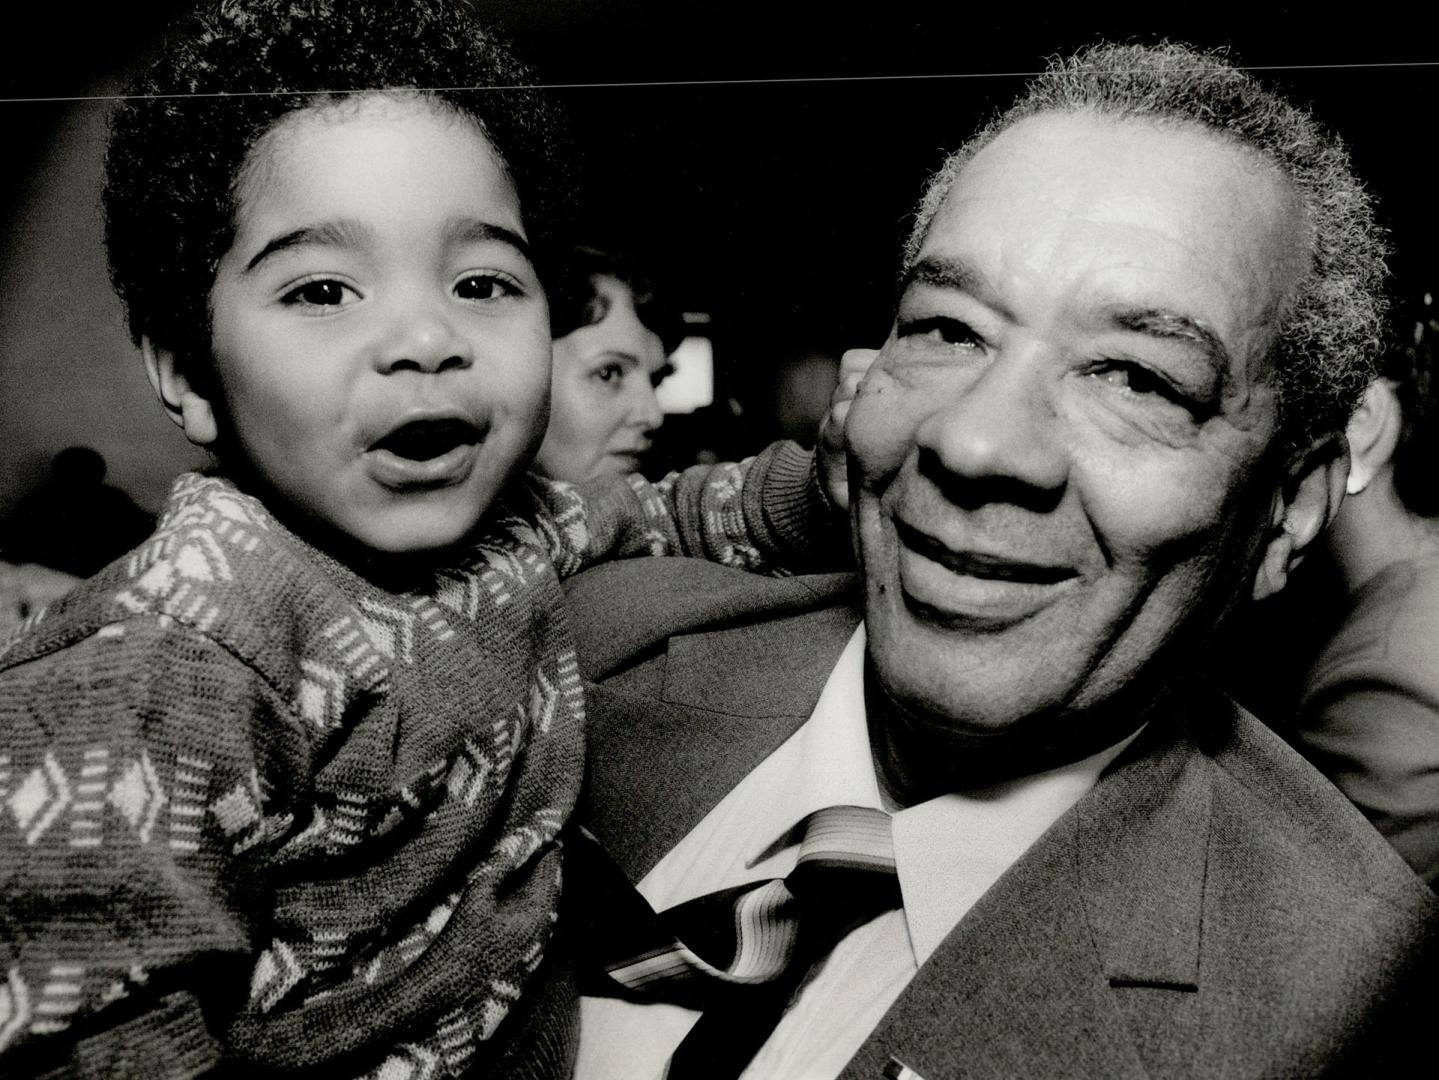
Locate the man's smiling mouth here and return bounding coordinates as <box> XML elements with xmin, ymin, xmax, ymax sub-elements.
<box><xmin>894</xmin><ymin>521</ymin><xmax>1077</xmax><ymax>585</ymax></box>
<box><xmin>891</xmin><ymin>520</ymin><xmax>1081</xmax><ymax>629</ymax></box>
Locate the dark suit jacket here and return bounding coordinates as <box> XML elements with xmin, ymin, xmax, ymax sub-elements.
<box><xmin>565</xmin><ymin>558</ymin><xmax>1439</xmax><ymax>1079</ymax></box>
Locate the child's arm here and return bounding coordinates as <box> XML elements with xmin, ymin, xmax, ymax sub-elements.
<box><xmin>530</xmin><ymin>440</ymin><xmax>843</xmax><ymax>578</ymax></box>
<box><xmin>0</xmin><ymin>621</ymin><xmax>282</xmax><ymax>1077</ymax></box>
<box><xmin>530</xmin><ymin>349</ymin><xmax>878</xmax><ymax>577</ymax></box>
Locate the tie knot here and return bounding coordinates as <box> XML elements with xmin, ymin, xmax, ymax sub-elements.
<box><xmin>582</xmin><ymin>807</ymin><xmax>900</xmax><ymax>1080</ymax></box>
<box><xmin>785</xmin><ymin>805</ymin><xmax>899</xmax><ymax>941</ymax></box>
<box><xmin>794</xmin><ymin>804</ymin><xmax>895</xmax><ymax>873</ymax></box>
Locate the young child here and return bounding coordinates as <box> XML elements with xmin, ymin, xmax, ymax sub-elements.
<box><xmin>0</xmin><ymin>3</ymin><xmax>850</xmax><ymax>1077</ymax></box>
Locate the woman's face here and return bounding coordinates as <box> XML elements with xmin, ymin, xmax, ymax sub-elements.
<box><xmin>535</xmin><ymin>275</ymin><xmax>672</xmax><ymax>481</ymax></box>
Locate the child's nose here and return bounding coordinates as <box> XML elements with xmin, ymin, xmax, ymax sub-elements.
<box><xmin>374</xmin><ymin>303</ymin><xmax>473</xmax><ymax>374</ymax></box>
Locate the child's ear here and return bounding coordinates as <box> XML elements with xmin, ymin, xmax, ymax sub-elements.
<box><xmin>1252</xmin><ymin>431</ymin><xmax>1347</xmax><ymax>602</ymax></box>
<box><xmin>142</xmin><ymin>337</ymin><xmax>219</xmax><ymax>447</ymax></box>
<box><xmin>1342</xmin><ymin>378</ymin><xmax>1401</xmax><ymax>497</ymax></box>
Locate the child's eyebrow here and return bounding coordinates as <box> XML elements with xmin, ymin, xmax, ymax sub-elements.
<box><xmin>241</xmin><ymin>217</ymin><xmax>533</xmax><ymax>274</ymax></box>
<box><xmin>443</xmin><ymin>217</ymin><xmax>533</xmax><ymax>264</ymax></box>
<box><xmin>243</xmin><ymin>219</ymin><xmax>370</xmax><ymax>273</ymax></box>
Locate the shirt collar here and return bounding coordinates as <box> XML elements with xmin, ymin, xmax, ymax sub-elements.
<box><xmin>744</xmin><ymin>624</ymin><xmax>883</xmax><ymax>861</ymax></box>
<box><xmin>769</xmin><ymin>623</ymin><xmax>1142</xmax><ymax>964</ymax></box>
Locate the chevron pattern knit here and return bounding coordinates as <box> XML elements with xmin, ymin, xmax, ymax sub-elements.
<box><xmin>596</xmin><ymin>806</ymin><xmax>899</xmax><ymax>1080</ymax></box>
<box><xmin>0</xmin><ymin>441</ymin><xmax>836</xmax><ymax>1079</ymax></box>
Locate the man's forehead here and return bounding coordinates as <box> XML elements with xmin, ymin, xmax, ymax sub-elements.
<box><xmin>910</xmin><ymin>111</ymin><xmax>1306</xmax><ymax>379</ymax></box>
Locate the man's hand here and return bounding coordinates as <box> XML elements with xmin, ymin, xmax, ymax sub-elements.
<box><xmin>818</xmin><ymin>348</ymin><xmax>879</xmax><ymax>513</ymax></box>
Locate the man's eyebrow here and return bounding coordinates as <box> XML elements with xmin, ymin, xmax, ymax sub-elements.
<box><xmin>443</xmin><ymin>217</ymin><xmax>533</xmax><ymax>263</ymax></box>
<box><xmin>900</xmin><ymin>255</ymin><xmax>985</xmax><ymax>295</ymax></box>
<box><xmin>243</xmin><ymin>219</ymin><xmax>371</xmax><ymax>273</ymax></box>
<box><xmin>1108</xmin><ymin>308</ymin><xmax>1232</xmax><ymax>373</ymax></box>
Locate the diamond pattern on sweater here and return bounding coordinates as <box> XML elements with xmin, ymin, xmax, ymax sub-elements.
<box><xmin>10</xmin><ymin>753</ymin><xmax>71</xmax><ymax>844</ymax></box>
<box><xmin>358</xmin><ymin>599</ymin><xmax>416</xmax><ymax>663</ymax></box>
<box><xmin>445</xmin><ymin>741</ymin><xmax>493</xmax><ymax>808</ymax></box>
<box><xmin>107</xmin><ymin>752</ymin><xmax>166</xmax><ymax>843</ymax></box>
<box><xmin>211</xmin><ymin>779</ymin><xmax>261</xmax><ymax>836</ymax></box>
<box><xmin>297</xmin><ymin>659</ymin><xmax>347</xmax><ymax>729</ymax></box>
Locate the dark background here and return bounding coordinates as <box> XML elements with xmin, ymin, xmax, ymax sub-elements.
<box><xmin>3</xmin><ymin>1</ymin><xmax>1437</xmax><ymax>472</ymax></box>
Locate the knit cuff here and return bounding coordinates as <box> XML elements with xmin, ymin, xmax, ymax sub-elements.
<box><xmin>747</xmin><ymin>441</ymin><xmax>853</xmax><ymax>570</ymax></box>
<box><xmin>38</xmin><ymin>992</ymin><xmax>222</xmax><ymax>1080</ymax></box>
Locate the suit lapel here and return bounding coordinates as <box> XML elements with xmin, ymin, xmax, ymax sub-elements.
<box><xmin>843</xmin><ymin>716</ymin><xmax>1212</xmax><ymax>1080</ymax></box>
<box><xmin>581</xmin><ymin>595</ymin><xmax>861</xmax><ymax>882</ymax></box>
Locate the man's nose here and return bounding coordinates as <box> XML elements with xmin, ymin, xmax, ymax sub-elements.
<box><xmin>373</xmin><ymin>298</ymin><xmax>473</xmax><ymax>375</ymax></box>
<box><xmin>913</xmin><ymin>347</ymin><xmax>1069</xmax><ymax>501</ymax></box>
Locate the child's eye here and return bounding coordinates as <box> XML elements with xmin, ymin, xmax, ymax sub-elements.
<box><xmin>280</xmin><ymin>279</ymin><xmax>358</xmax><ymax>308</ymax></box>
<box><xmin>454</xmin><ymin>272</ymin><xmax>523</xmax><ymax>301</ymax></box>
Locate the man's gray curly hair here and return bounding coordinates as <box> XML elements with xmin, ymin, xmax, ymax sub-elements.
<box><xmin>904</xmin><ymin>41</ymin><xmax>1388</xmax><ymax>447</ymax></box>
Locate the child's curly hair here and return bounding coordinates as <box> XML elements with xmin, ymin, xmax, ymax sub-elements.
<box><xmin>103</xmin><ymin>0</ymin><xmax>568</xmax><ymax>370</ymax></box>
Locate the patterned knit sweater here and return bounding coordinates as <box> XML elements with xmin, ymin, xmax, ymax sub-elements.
<box><xmin>0</xmin><ymin>442</ymin><xmax>838</xmax><ymax>1079</ymax></box>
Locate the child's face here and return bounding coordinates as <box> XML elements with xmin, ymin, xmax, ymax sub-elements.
<box><xmin>198</xmin><ymin>94</ymin><xmax>550</xmax><ymax>555</ymax></box>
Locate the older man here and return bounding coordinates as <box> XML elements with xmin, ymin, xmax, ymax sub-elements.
<box><xmin>565</xmin><ymin>42</ymin><xmax>1437</xmax><ymax>1079</ymax></box>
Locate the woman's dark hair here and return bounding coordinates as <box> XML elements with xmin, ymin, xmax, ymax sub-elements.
<box><xmin>547</xmin><ymin>245</ymin><xmax>685</xmax><ymax>356</ymax></box>
<box><xmin>1386</xmin><ymin>294</ymin><xmax>1439</xmax><ymax>518</ymax></box>
<box><xmin>103</xmin><ymin>0</ymin><xmax>569</xmax><ymax>369</ymax></box>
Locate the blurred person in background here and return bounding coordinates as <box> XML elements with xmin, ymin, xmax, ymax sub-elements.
<box><xmin>535</xmin><ymin>245</ymin><xmax>681</xmax><ymax>482</ymax></box>
<box><xmin>0</xmin><ymin>446</ymin><xmax>153</xmax><ymax>578</ymax></box>
<box><xmin>1285</xmin><ymin>293</ymin><xmax>1439</xmax><ymax>886</ymax></box>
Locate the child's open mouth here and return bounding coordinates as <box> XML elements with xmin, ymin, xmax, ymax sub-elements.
<box><xmin>371</xmin><ymin>418</ymin><xmax>480</xmax><ymax>461</ymax></box>
<box><xmin>366</xmin><ymin>417</ymin><xmax>484</xmax><ymax>489</ymax></box>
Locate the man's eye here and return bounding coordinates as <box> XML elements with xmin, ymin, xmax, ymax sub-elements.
<box><xmin>1093</xmin><ymin>363</ymin><xmax>1197</xmax><ymax>409</ymax></box>
<box><xmin>281</xmin><ymin>279</ymin><xmax>356</xmax><ymax>307</ymax></box>
<box><xmin>897</xmin><ymin>316</ymin><xmax>984</xmax><ymax>349</ymax></box>
<box><xmin>455</xmin><ymin>273</ymin><xmax>521</xmax><ymax>301</ymax></box>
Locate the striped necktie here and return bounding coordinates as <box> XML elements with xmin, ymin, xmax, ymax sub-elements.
<box><xmin>584</xmin><ymin>805</ymin><xmax>900</xmax><ymax>1080</ymax></box>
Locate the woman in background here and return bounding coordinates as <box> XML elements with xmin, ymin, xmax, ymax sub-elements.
<box><xmin>535</xmin><ymin>246</ymin><xmax>681</xmax><ymax>481</ymax></box>
<box><xmin>1289</xmin><ymin>293</ymin><xmax>1439</xmax><ymax>886</ymax></box>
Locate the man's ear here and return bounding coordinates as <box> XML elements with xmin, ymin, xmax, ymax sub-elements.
<box><xmin>1252</xmin><ymin>431</ymin><xmax>1347</xmax><ymax>602</ymax></box>
<box><xmin>142</xmin><ymin>337</ymin><xmax>219</xmax><ymax>447</ymax></box>
<box><xmin>1343</xmin><ymin>378</ymin><xmax>1401</xmax><ymax>496</ymax></box>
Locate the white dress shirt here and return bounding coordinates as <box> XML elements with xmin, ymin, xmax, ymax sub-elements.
<box><xmin>576</xmin><ymin>625</ymin><xmax>1138</xmax><ymax>1080</ymax></box>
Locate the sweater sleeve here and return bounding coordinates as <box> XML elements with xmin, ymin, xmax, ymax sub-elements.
<box><xmin>528</xmin><ymin>440</ymin><xmax>851</xmax><ymax>579</ymax></box>
<box><xmin>0</xmin><ymin>617</ymin><xmax>299</xmax><ymax>1078</ymax></box>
